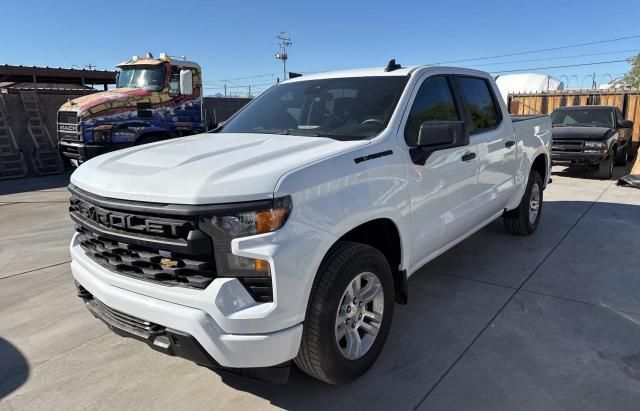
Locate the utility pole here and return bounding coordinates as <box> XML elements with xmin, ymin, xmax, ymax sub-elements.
<box><xmin>592</xmin><ymin>72</ymin><xmax>597</xmax><ymax>89</ymax></box>
<box><xmin>275</xmin><ymin>32</ymin><xmax>292</xmax><ymax>81</ymax></box>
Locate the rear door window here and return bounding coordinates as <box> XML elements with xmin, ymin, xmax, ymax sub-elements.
<box><xmin>456</xmin><ymin>77</ymin><xmax>501</xmax><ymax>134</ymax></box>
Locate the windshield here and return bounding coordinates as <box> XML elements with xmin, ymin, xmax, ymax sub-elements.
<box><xmin>116</xmin><ymin>66</ymin><xmax>166</xmax><ymax>91</ymax></box>
<box><xmin>551</xmin><ymin>108</ymin><xmax>615</xmax><ymax>128</ymax></box>
<box><xmin>220</xmin><ymin>76</ymin><xmax>408</xmax><ymax>140</ymax></box>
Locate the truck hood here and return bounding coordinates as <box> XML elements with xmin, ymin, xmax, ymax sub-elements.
<box><xmin>60</xmin><ymin>88</ymin><xmax>152</xmax><ymax>115</ymax></box>
<box><xmin>70</xmin><ymin>133</ymin><xmax>369</xmax><ymax>204</ymax></box>
<box><xmin>552</xmin><ymin>126</ymin><xmax>614</xmax><ymax>140</ymax></box>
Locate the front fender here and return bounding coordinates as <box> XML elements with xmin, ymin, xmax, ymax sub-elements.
<box><xmin>276</xmin><ymin>140</ymin><xmax>411</xmax><ymax>264</ymax></box>
<box><xmin>274</xmin><ymin>139</ymin><xmax>412</xmax><ymax>314</ymax></box>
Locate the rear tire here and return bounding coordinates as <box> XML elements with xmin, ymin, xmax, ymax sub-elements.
<box><xmin>503</xmin><ymin>169</ymin><xmax>543</xmax><ymax>236</ymax></box>
<box><xmin>294</xmin><ymin>241</ymin><xmax>394</xmax><ymax>385</ymax></box>
<box><xmin>597</xmin><ymin>151</ymin><xmax>614</xmax><ymax>179</ymax></box>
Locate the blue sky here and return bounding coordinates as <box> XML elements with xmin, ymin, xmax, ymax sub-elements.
<box><xmin>2</xmin><ymin>0</ymin><xmax>639</xmax><ymax>95</ymax></box>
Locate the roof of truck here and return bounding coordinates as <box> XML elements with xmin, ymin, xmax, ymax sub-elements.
<box><xmin>117</xmin><ymin>55</ymin><xmax>200</xmax><ymax>69</ymax></box>
<box><xmin>285</xmin><ymin>66</ymin><xmax>418</xmax><ymax>82</ymax></box>
<box><xmin>283</xmin><ymin>65</ymin><xmax>491</xmax><ymax>83</ymax></box>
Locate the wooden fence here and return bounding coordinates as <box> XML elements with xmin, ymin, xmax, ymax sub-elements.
<box><xmin>508</xmin><ymin>90</ymin><xmax>640</xmax><ymax>148</ymax></box>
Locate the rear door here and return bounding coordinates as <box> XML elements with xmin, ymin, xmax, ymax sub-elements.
<box><xmin>455</xmin><ymin>76</ymin><xmax>517</xmax><ymax>223</ymax></box>
<box><xmin>401</xmin><ymin>74</ymin><xmax>478</xmax><ymax>268</ymax></box>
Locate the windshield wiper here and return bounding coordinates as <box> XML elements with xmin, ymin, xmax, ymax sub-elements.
<box><xmin>284</xmin><ymin>129</ymin><xmax>322</xmax><ymax>136</ymax></box>
<box><xmin>284</xmin><ymin>129</ymin><xmax>363</xmax><ymax>141</ymax></box>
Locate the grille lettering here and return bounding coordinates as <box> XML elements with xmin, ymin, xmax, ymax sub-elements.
<box><xmin>71</xmin><ymin>198</ymin><xmax>188</xmax><ymax>237</ymax></box>
<box><xmin>58</xmin><ymin>124</ymin><xmax>78</xmax><ymax>132</ymax></box>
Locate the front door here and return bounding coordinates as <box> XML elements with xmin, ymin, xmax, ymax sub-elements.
<box><xmin>401</xmin><ymin>75</ymin><xmax>478</xmax><ymax>271</ymax></box>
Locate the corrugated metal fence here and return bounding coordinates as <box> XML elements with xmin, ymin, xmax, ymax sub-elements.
<box><xmin>508</xmin><ymin>90</ymin><xmax>640</xmax><ymax>148</ymax></box>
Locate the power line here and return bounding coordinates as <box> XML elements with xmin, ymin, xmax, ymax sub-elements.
<box><xmin>201</xmin><ymin>47</ymin><xmax>635</xmax><ymax>89</ymax></box>
<box><xmin>492</xmin><ymin>59</ymin><xmax>629</xmax><ymax>74</ymax></box>
<box><xmin>202</xmin><ymin>74</ymin><xmax>274</xmax><ymax>83</ymax></box>
<box><xmin>468</xmin><ymin>49</ymin><xmax>639</xmax><ymax>68</ymax></box>
<box><xmin>203</xmin><ymin>82</ymin><xmax>275</xmax><ymax>90</ymax></box>
<box><xmin>203</xmin><ymin>82</ymin><xmax>275</xmax><ymax>89</ymax></box>
<box><xmin>435</xmin><ymin>34</ymin><xmax>640</xmax><ymax>64</ymax></box>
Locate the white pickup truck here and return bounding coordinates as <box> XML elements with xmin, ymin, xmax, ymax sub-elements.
<box><xmin>68</xmin><ymin>62</ymin><xmax>551</xmax><ymax>385</ymax></box>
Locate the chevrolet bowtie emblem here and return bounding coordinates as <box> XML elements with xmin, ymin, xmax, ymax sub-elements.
<box><xmin>160</xmin><ymin>258</ymin><xmax>179</xmax><ymax>268</ymax></box>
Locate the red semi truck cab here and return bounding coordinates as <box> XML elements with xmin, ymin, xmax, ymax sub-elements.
<box><xmin>57</xmin><ymin>53</ymin><xmax>204</xmax><ymax>166</ymax></box>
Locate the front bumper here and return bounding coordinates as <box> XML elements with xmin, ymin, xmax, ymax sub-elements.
<box><xmin>79</xmin><ymin>283</ymin><xmax>221</xmax><ymax>366</ymax></box>
<box><xmin>551</xmin><ymin>151</ymin><xmax>608</xmax><ymax>166</ymax></box>
<box><xmin>70</xmin><ymin>246</ymin><xmax>303</xmax><ymax>370</ymax></box>
<box><xmin>76</xmin><ymin>283</ymin><xmax>292</xmax><ymax>382</ymax></box>
<box><xmin>59</xmin><ymin>141</ymin><xmax>133</xmax><ymax>163</ymax></box>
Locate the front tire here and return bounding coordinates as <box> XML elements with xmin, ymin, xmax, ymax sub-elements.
<box><xmin>294</xmin><ymin>241</ymin><xmax>394</xmax><ymax>385</ymax></box>
<box><xmin>614</xmin><ymin>145</ymin><xmax>629</xmax><ymax>166</ymax></box>
<box><xmin>597</xmin><ymin>151</ymin><xmax>614</xmax><ymax>179</ymax></box>
<box><xmin>503</xmin><ymin>169</ymin><xmax>543</xmax><ymax>236</ymax></box>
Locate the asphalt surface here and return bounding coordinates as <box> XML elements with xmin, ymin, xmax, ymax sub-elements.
<box><xmin>1</xmin><ymin>164</ymin><xmax>640</xmax><ymax>410</ymax></box>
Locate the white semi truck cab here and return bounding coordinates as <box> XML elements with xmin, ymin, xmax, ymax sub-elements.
<box><xmin>68</xmin><ymin>61</ymin><xmax>551</xmax><ymax>384</ymax></box>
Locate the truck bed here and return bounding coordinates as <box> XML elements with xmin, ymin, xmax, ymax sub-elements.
<box><xmin>512</xmin><ymin>114</ymin><xmax>552</xmax><ymax>186</ymax></box>
<box><xmin>512</xmin><ymin>114</ymin><xmax>551</xmax><ymax>135</ymax></box>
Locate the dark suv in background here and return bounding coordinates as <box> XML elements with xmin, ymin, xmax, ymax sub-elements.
<box><xmin>550</xmin><ymin>106</ymin><xmax>634</xmax><ymax>179</ymax></box>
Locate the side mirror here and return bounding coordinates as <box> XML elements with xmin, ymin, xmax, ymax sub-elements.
<box><xmin>411</xmin><ymin>121</ymin><xmax>469</xmax><ymax>165</ymax></box>
<box><xmin>619</xmin><ymin>119</ymin><xmax>633</xmax><ymax>129</ymax></box>
<box><xmin>180</xmin><ymin>70</ymin><xmax>193</xmax><ymax>95</ymax></box>
<box><xmin>417</xmin><ymin>121</ymin><xmax>469</xmax><ymax>148</ymax></box>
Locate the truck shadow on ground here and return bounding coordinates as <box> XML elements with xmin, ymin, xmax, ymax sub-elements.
<box><xmin>214</xmin><ymin>200</ymin><xmax>640</xmax><ymax>410</ymax></box>
<box><xmin>0</xmin><ymin>172</ymin><xmax>71</xmax><ymax>196</ymax></box>
<box><xmin>0</xmin><ymin>338</ymin><xmax>29</xmax><ymax>399</ymax></box>
<box><xmin>552</xmin><ymin>161</ymin><xmax>633</xmax><ymax>181</ymax></box>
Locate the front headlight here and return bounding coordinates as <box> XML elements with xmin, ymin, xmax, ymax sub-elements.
<box><xmin>211</xmin><ymin>208</ymin><xmax>289</xmax><ymax>238</ymax></box>
<box><xmin>200</xmin><ymin>197</ymin><xmax>292</xmax><ymax>277</ymax></box>
<box><xmin>584</xmin><ymin>141</ymin><xmax>607</xmax><ymax>153</ymax></box>
<box><xmin>92</xmin><ymin>126</ymin><xmax>113</xmax><ymax>143</ymax></box>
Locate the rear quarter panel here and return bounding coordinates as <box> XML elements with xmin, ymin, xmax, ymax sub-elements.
<box><xmin>507</xmin><ymin>116</ymin><xmax>552</xmax><ymax>210</ymax></box>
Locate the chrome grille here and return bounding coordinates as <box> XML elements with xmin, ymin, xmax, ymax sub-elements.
<box><xmin>552</xmin><ymin>139</ymin><xmax>584</xmax><ymax>153</ymax></box>
<box><xmin>58</xmin><ymin>111</ymin><xmax>81</xmax><ymax>141</ymax></box>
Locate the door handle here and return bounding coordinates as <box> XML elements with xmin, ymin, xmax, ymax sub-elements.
<box><xmin>505</xmin><ymin>140</ymin><xmax>516</xmax><ymax>148</ymax></box>
<box><xmin>461</xmin><ymin>152</ymin><xmax>476</xmax><ymax>162</ymax></box>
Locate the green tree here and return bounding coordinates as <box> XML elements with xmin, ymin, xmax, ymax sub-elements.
<box><xmin>622</xmin><ymin>53</ymin><xmax>640</xmax><ymax>89</ymax></box>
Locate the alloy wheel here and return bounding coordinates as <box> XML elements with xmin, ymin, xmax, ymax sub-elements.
<box><xmin>334</xmin><ymin>272</ymin><xmax>385</xmax><ymax>360</ymax></box>
<box><xmin>529</xmin><ymin>183</ymin><xmax>541</xmax><ymax>225</ymax></box>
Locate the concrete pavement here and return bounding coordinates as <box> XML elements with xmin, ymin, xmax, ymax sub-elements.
<box><xmin>1</xmin><ymin>166</ymin><xmax>640</xmax><ymax>410</ymax></box>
